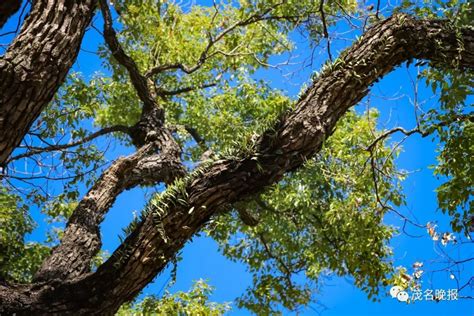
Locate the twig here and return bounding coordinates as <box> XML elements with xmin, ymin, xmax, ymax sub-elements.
<box><xmin>366</xmin><ymin>113</ymin><xmax>473</xmax><ymax>153</ymax></box>
<box><xmin>375</xmin><ymin>0</ymin><xmax>381</xmax><ymax>20</ymax></box>
<box><xmin>156</xmin><ymin>82</ymin><xmax>216</xmax><ymax>97</ymax></box>
<box><xmin>319</xmin><ymin>0</ymin><xmax>332</xmax><ymax>61</ymax></box>
<box><xmin>144</xmin><ymin>3</ymin><xmax>285</xmax><ymax>78</ymax></box>
<box><xmin>7</xmin><ymin>125</ymin><xmax>130</xmax><ymax>163</ymax></box>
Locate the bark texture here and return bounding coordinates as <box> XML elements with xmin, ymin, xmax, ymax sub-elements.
<box><xmin>0</xmin><ymin>14</ymin><xmax>473</xmax><ymax>315</ymax></box>
<box><xmin>34</xmin><ymin>128</ymin><xmax>185</xmax><ymax>282</ymax></box>
<box><xmin>0</xmin><ymin>0</ymin><xmax>96</xmax><ymax>165</ymax></box>
<box><xmin>34</xmin><ymin>0</ymin><xmax>185</xmax><ymax>282</ymax></box>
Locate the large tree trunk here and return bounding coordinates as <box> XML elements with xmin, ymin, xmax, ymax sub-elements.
<box><xmin>0</xmin><ymin>0</ymin><xmax>96</xmax><ymax>165</ymax></box>
<box><xmin>0</xmin><ymin>13</ymin><xmax>472</xmax><ymax>315</ymax></box>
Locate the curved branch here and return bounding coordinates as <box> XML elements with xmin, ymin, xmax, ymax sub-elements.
<box><xmin>366</xmin><ymin>113</ymin><xmax>474</xmax><ymax>152</ymax></box>
<box><xmin>86</xmin><ymin>15</ymin><xmax>474</xmax><ymax>312</ymax></box>
<box><xmin>144</xmin><ymin>3</ymin><xmax>283</xmax><ymax>78</ymax></box>
<box><xmin>156</xmin><ymin>82</ymin><xmax>216</xmax><ymax>97</ymax></box>
<box><xmin>33</xmin><ymin>128</ymin><xmax>186</xmax><ymax>282</ymax></box>
<box><xmin>99</xmin><ymin>0</ymin><xmax>162</xmax><ymax>120</ymax></box>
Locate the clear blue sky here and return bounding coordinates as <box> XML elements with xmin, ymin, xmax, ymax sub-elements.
<box><xmin>3</xmin><ymin>1</ymin><xmax>472</xmax><ymax>315</ymax></box>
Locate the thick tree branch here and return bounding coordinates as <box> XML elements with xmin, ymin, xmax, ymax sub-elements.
<box><xmin>85</xmin><ymin>15</ymin><xmax>474</xmax><ymax>312</ymax></box>
<box><xmin>34</xmin><ymin>128</ymin><xmax>186</xmax><ymax>282</ymax></box>
<box><xmin>31</xmin><ymin>2</ymin><xmax>188</xmax><ymax>282</ymax></box>
<box><xmin>25</xmin><ymin>4</ymin><xmax>192</xmax><ymax>284</ymax></box>
<box><xmin>0</xmin><ymin>0</ymin><xmax>97</xmax><ymax>165</ymax></box>
<box><xmin>1</xmin><ymin>14</ymin><xmax>473</xmax><ymax>315</ymax></box>
<box><xmin>0</xmin><ymin>0</ymin><xmax>21</xmax><ymax>29</ymax></box>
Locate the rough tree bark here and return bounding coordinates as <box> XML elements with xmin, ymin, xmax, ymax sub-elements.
<box><xmin>0</xmin><ymin>8</ymin><xmax>472</xmax><ymax>316</ymax></box>
<box><xmin>31</xmin><ymin>0</ymin><xmax>186</xmax><ymax>283</ymax></box>
<box><xmin>33</xmin><ymin>128</ymin><xmax>186</xmax><ymax>282</ymax></box>
<box><xmin>0</xmin><ymin>0</ymin><xmax>97</xmax><ymax>166</ymax></box>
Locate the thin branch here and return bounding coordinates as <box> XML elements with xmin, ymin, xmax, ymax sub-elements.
<box><xmin>99</xmin><ymin>0</ymin><xmax>162</xmax><ymax>119</ymax></box>
<box><xmin>319</xmin><ymin>0</ymin><xmax>333</xmax><ymax>61</ymax></box>
<box><xmin>156</xmin><ymin>82</ymin><xmax>216</xmax><ymax>97</ymax></box>
<box><xmin>376</xmin><ymin>0</ymin><xmax>381</xmax><ymax>20</ymax></box>
<box><xmin>258</xmin><ymin>233</ymin><xmax>295</xmax><ymax>289</ymax></box>
<box><xmin>367</xmin><ymin>126</ymin><xmax>423</xmax><ymax>152</ymax></box>
<box><xmin>7</xmin><ymin>125</ymin><xmax>130</xmax><ymax>163</ymax></box>
<box><xmin>6</xmin><ymin>163</ymin><xmax>107</xmax><ymax>181</ymax></box>
<box><xmin>459</xmin><ymin>277</ymin><xmax>474</xmax><ymax>292</ymax></box>
<box><xmin>366</xmin><ymin>113</ymin><xmax>474</xmax><ymax>152</ymax></box>
<box><xmin>184</xmin><ymin>125</ymin><xmax>206</xmax><ymax>147</ymax></box>
<box><xmin>334</xmin><ymin>1</ymin><xmax>359</xmax><ymax>27</ymax></box>
<box><xmin>144</xmin><ymin>3</ymin><xmax>285</xmax><ymax>78</ymax></box>
<box><xmin>367</xmin><ymin>143</ymin><xmax>426</xmax><ymax>229</ymax></box>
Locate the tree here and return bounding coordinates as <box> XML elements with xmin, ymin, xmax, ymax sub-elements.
<box><xmin>116</xmin><ymin>280</ymin><xmax>231</xmax><ymax>315</ymax></box>
<box><xmin>0</xmin><ymin>0</ymin><xmax>472</xmax><ymax>314</ymax></box>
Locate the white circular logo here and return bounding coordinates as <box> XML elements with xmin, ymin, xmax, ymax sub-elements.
<box><xmin>389</xmin><ymin>285</ymin><xmax>403</xmax><ymax>298</ymax></box>
<box><xmin>397</xmin><ymin>291</ymin><xmax>409</xmax><ymax>302</ymax></box>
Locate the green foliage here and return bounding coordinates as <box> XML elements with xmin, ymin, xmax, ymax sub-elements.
<box><xmin>433</xmin><ymin>117</ymin><xmax>473</xmax><ymax>233</ymax></box>
<box><xmin>420</xmin><ymin>65</ymin><xmax>473</xmax><ymax>234</ymax></box>
<box><xmin>398</xmin><ymin>0</ymin><xmax>474</xmax><ymax>234</ymax></box>
<box><xmin>0</xmin><ymin>188</ymin><xmax>50</xmax><ymax>283</ymax></box>
<box><xmin>207</xmin><ymin>110</ymin><xmax>402</xmax><ymax>313</ymax></box>
<box><xmin>400</xmin><ymin>0</ymin><xmax>473</xmax><ymax>27</ymax></box>
<box><xmin>117</xmin><ymin>280</ymin><xmax>231</xmax><ymax>315</ymax></box>
<box><xmin>78</xmin><ymin>0</ymin><xmax>357</xmax><ymax>136</ymax></box>
<box><xmin>181</xmin><ymin>77</ymin><xmax>290</xmax><ymax>159</ymax></box>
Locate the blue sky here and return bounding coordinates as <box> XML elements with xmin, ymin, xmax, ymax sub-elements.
<box><xmin>2</xmin><ymin>1</ymin><xmax>472</xmax><ymax>315</ymax></box>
